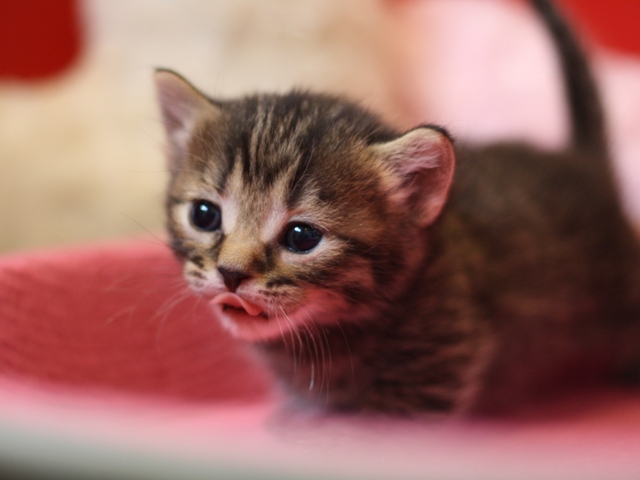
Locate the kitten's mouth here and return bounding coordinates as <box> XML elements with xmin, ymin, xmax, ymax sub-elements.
<box><xmin>210</xmin><ymin>293</ymin><xmax>268</xmax><ymax>320</ymax></box>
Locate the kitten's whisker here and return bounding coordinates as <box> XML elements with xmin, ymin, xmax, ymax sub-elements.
<box><xmin>152</xmin><ymin>287</ymin><xmax>191</xmax><ymax>318</ymax></box>
<box><xmin>118</xmin><ymin>213</ymin><xmax>171</xmax><ymax>249</ymax></box>
<box><xmin>336</xmin><ymin>322</ymin><xmax>356</xmax><ymax>387</ymax></box>
<box><xmin>317</xmin><ymin>319</ymin><xmax>333</xmax><ymax>404</ymax></box>
<box><xmin>153</xmin><ymin>288</ymin><xmax>193</xmax><ymax>336</ymax></box>
<box><xmin>271</xmin><ymin>306</ymin><xmax>290</xmax><ymax>368</ymax></box>
<box><xmin>275</xmin><ymin>316</ymin><xmax>287</xmax><ymax>351</ymax></box>
<box><xmin>303</xmin><ymin>312</ymin><xmax>330</xmax><ymax>398</ymax></box>
<box><xmin>277</xmin><ymin>305</ymin><xmax>298</xmax><ymax>374</ymax></box>
<box><xmin>281</xmin><ymin>305</ymin><xmax>305</xmax><ymax>376</ymax></box>
<box><xmin>303</xmin><ymin>322</ymin><xmax>321</xmax><ymax>393</ymax></box>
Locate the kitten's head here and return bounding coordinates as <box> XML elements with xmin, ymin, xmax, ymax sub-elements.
<box><xmin>155</xmin><ymin>70</ymin><xmax>454</xmax><ymax>342</ymax></box>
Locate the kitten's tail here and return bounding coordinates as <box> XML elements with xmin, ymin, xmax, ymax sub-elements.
<box><xmin>531</xmin><ymin>0</ymin><xmax>608</xmax><ymax>159</ymax></box>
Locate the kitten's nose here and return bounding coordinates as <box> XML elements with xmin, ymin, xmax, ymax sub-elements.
<box><xmin>217</xmin><ymin>266</ymin><xmax>250</xmax><ymax>293</ymax></box>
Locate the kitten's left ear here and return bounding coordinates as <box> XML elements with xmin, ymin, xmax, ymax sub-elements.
<box><xmin>154</xmin><ymin>69</ymin><xmax>221</xmax><ymax>169</ymax></box>
<box><xmin>372</xmin><ymin>126</ymin><xmax>455</xmax><ymax>227</ymax></box>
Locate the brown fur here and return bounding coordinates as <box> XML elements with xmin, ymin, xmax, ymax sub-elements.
<box><xmin>156</xmin><ymin>0</ymin><xmax>640</xmax><ymax>415</ymax></box>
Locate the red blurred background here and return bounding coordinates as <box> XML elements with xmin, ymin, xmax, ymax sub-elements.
<box><xmin>0</xmin><ymin>0</ymin><xmax>82</xmax><ymax>80</ymax></box>
<box><xmin>560</xmin><ymin>0</ymin><xmax>640</xmax><ymax>56</ymax></box>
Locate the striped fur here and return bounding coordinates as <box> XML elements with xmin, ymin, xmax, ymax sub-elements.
<box><xmin>157</xmin><ymin>1</ymin><xmax>640</xmax><ymax>415</ymax></box>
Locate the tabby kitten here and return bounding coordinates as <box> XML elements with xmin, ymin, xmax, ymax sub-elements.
<box><xmin>156</xmin><ymin>0</ymin><xmax>640</xmax><ymax>415</ymax></box>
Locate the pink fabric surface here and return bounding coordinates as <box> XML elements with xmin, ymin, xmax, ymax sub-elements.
<box><xmin>0</xmin><ymin>240</ymin><xmax>272</xmax><ymax>401</ymax></box>
<box><xmin>1</xmin><ymin>241</ymin><xmax>640</xmax><ymax>479</ymax></box>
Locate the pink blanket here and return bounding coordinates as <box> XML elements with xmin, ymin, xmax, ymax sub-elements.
<box><xmin>0</xmin><ymin>240</ymin><xmax>639</xmax><ymax>479</ymax></box>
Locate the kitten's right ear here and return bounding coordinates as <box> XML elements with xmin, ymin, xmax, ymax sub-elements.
<box><xmin>154</xmin><ymin>69</ymin><xmax>220</xmax><ymax>169</ymax></box>
<box><xmin>372</xmin><ymin>125</ymin><xmax>455</xmax><ymax>227</ymax></box>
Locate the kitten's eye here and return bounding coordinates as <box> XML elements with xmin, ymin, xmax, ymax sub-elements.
<box><xmin>190</xmin><ymin>200</ymin><xmax>221</xmax><ymax>232</ymax></box>
<box><xmin>284</xmin><ymin>224</ymin><xmax>322</xmax><ymax>253</ymax></box>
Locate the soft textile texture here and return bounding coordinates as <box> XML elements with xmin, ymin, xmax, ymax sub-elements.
<box><xmin>0</xmin><ymin>241</ymin><xmax>639</xmax><ymax>479</ymax></box>
<box><xmin>0</xmin><ymin>241</ymin><xmax>272</xmax><ymax>401</ymax></box>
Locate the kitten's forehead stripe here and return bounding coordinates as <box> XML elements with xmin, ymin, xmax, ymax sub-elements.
<box><xmin>209</xmin><ymin>91</ymin><xmax>400</xmax><ymax>201</ymax></box>
<box><xmin>219</xmin><ymin>138</ymin><xmax>236</xmax><ymax>193</ymax></box>
<box><xmin>287</xmin><ymin>134</ymin><xmax>315</xmax><ymax>209</ymax></box>
<box><xmin>240</xmin><ymin>129</ymin><xmax>253</xmax><ymax>186</ymax></box>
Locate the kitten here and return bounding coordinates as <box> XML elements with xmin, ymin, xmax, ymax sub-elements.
<box><xmin>155</xmin><ymin>0</ymin><xmax>640</xmax><ymax>415</ymax></box>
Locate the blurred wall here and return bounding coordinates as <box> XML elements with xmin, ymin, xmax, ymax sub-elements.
<box><xmin>0</xmin><ymin>0</ymin><xmax>398</xmax><ymax>253</ymax></box>
<box><xmin>2</xmin><ymin>0</ymin><xmax>640</xmax><ymax>254</ymax></box>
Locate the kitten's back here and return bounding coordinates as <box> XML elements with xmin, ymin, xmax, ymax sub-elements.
<box><xmin>437</xmin><ymin>1</ymin><xmax>640</xmax><ymax>409</ymax></box>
